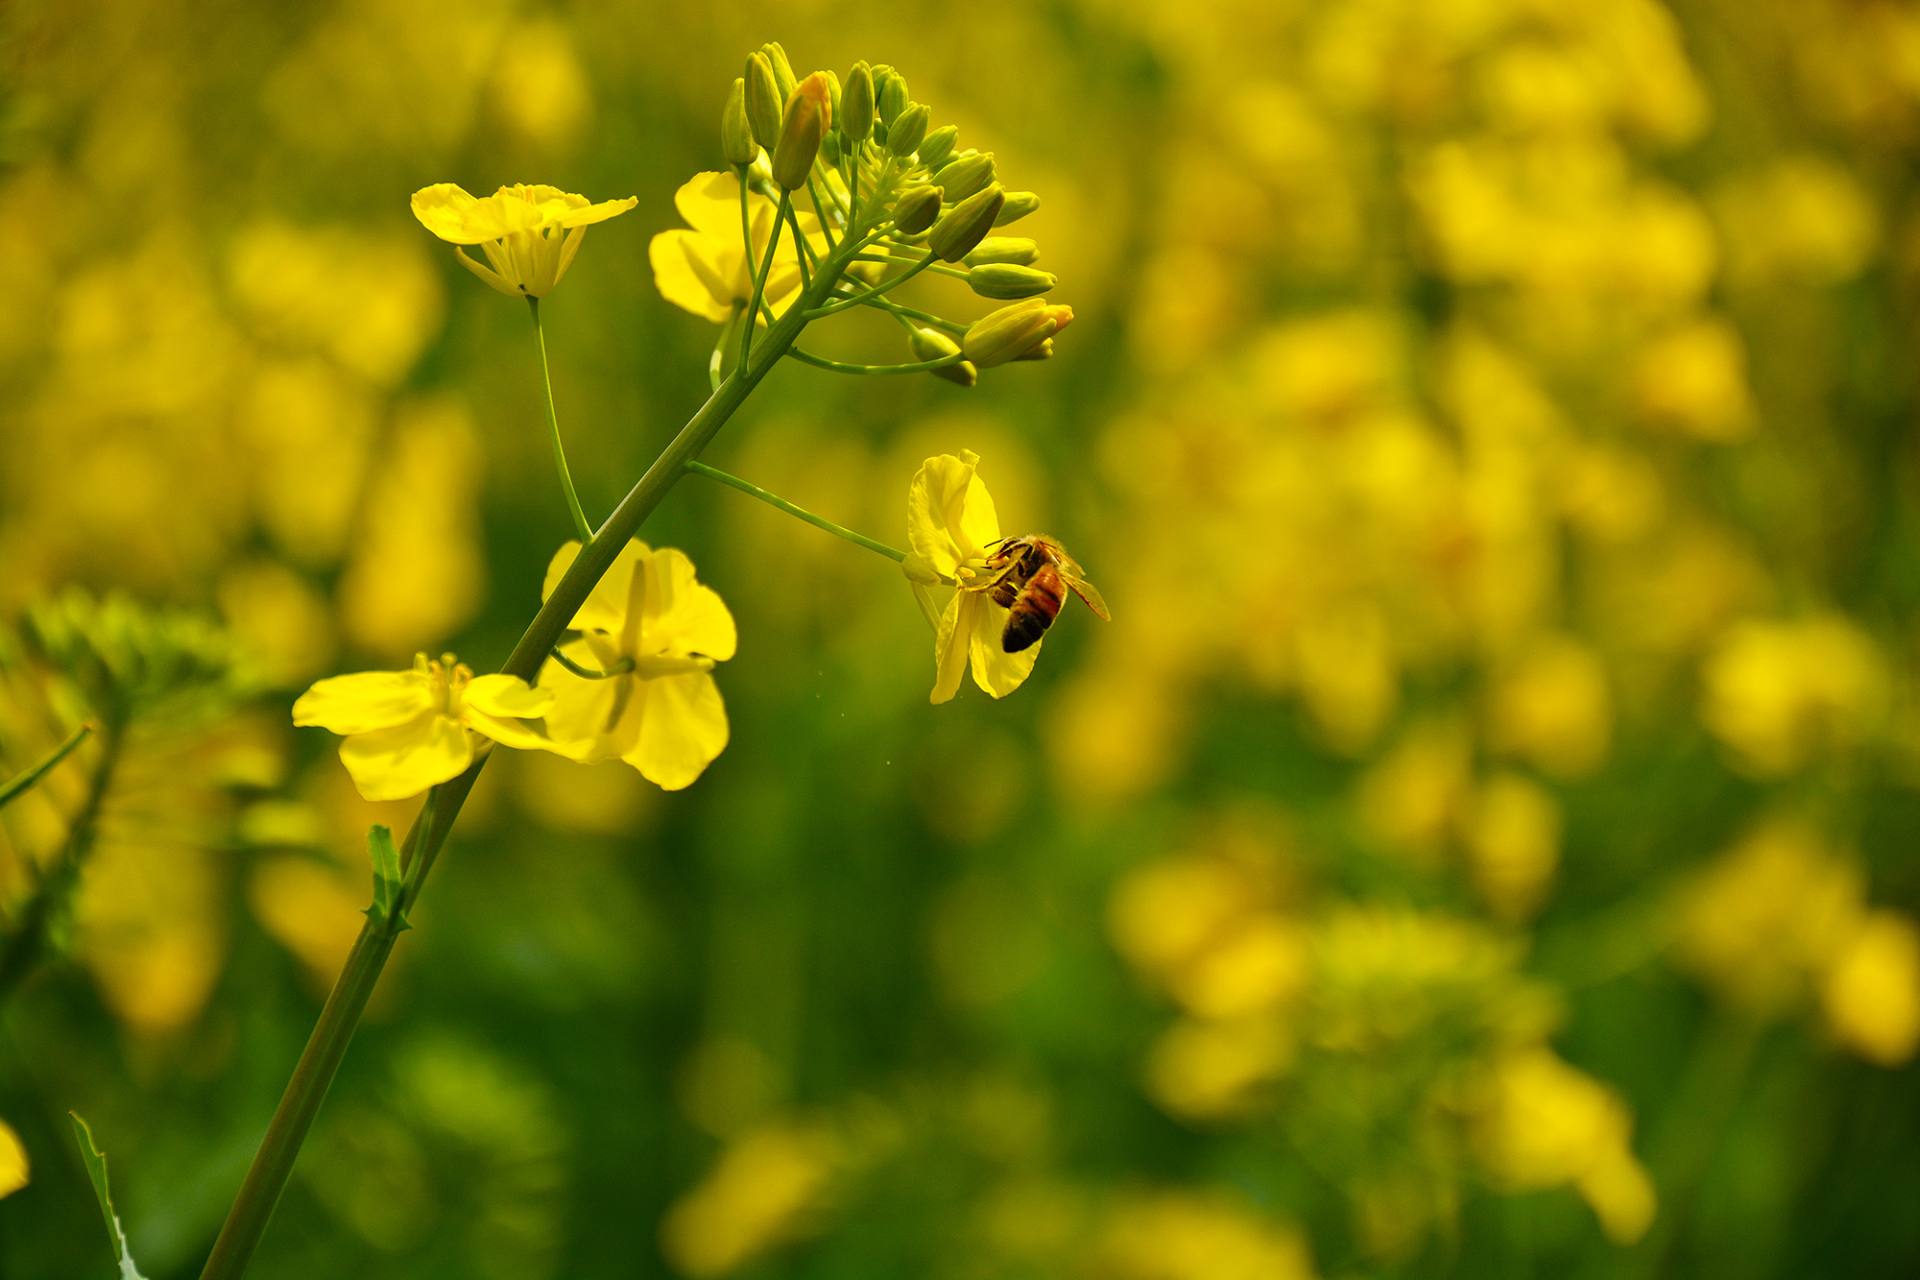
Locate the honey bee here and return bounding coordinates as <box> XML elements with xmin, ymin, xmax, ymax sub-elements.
<box><xmin>981</xmin><ymin>534</ymin><xmax>1111</xmax><ymax>653</ymax></box>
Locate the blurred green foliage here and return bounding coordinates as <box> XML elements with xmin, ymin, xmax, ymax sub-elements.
<box><xmin>3</xmin><ymin>1</ymin><xmax>1920</xmax><ymax>1277</ymax></box>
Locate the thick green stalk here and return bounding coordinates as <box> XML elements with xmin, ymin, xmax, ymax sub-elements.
<box><xmin>197</xmin><ymin>247</ymin><xmax>847</xmax><ymax>1280</ymax></box>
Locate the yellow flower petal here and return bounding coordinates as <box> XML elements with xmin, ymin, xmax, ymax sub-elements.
<box><xmin>293</xmin><ymin>669</ymin><xmax>434</xmax><ymax>735</ymax></box>
<box><xmin>908</xmin><ymin>450</ymin><xmax>1000</xmax><ymax>576</ymax></box>
<box><xmin>931</xmin><ymin>591</ymin><xmax>972</xmax><ymax>704</ymax></box>
<box><xmin>465</xmin><ymin>672</ymin><xmax>554</xmax><ymax>719</ymax></box>
<box><xmin>649</xmin><ymin>229</ymin><xmax>737</xmax><ymax>322</ymax></box>
<box><xmin>554</xmin><ymin>194</ymin><xmax>640</xmax><ymax>228</ymax></box>
<box><xmin>0</xmin><ymin>1120</ymin><xmax>26</xmax><ymax>1199</ymax></box>
<box><xmin>625</xmin><ymin>671</ymin><xmax>729</xmax><ymax>790</ymax></box>
<box><xmin>969</xmin><ymin>597</ymin><xmax>1041</xmax><ymax>698</ymax></box>
<box><xmin>411</xmin><ymin>182</ymin><xmax>496</xmax><ymax>243</ymax></box>
<box><xmin>338</xmin><ymin>713</ymin><xmax>474</xmax><ymax>802</ymax></box>
<box><xmin>641</xmin><ymin>547</ymin><xmax>737</xmax><ymax>661</ymax></box>
<box><xmin>539</xmin><ymin>653</ymin><xmax>631</xmax><ymax>763</ymax></box>
<box><xmin>544</xmin><ymin>539</ymin><xmax>651</xmax><ymax>633</ymax></box>
<box><xmin>453</xmin><ymin>245</ymin><xmax>520</xmax><ymax>297</ymax></box>
<box><xmin>675</xmin><ymin>171</ymin><xmax>751</xmax><ymax>240</ymax></box>
<box><xmin>461</xmin><ymin>673</ymin><xmax>556</xmax><ymax>752</ymax></box>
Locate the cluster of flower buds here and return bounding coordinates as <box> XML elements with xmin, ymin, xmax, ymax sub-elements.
<box><xmin>719</xmin><ymin>44</ymin><xmax>1070</xmax><ymax>387</ymax></box>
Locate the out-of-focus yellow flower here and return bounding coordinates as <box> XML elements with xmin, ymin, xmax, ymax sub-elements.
<box><xmin>1633</xmin><ymin>317</ymin><xmax>1755</xmax><ymax>440</ymax></box>
<box><xmin>1716</xmin><ymin>156</ymin><xmax>1880</xmax><ymax>286</ymax></box>
<box><xmin>1470</xmin><ymin>1047</ymin><xmax>1656</xmax><ymax>1245</ymax></box>
<box><xmin>649</xmin><ymin>171</ymin><xmax>820</xmax><ymax>324</ymax></box>
<box><xmin>659</xmin><ymin>1122</ymin><xmax>838</xmax><ymax>1277</ymax></box>
<box><xmin>1700</xmin><ymin>615</ymin><xmax>1885</xmax><ymax>775</ymax></box>
<box><xmin>293</xmin><ymin>653</ymin><xmax>553</xmax><ymax>802</ymax></box>
<box><xmin>1466</xmin><ymin>773</ymin><xmax>1561</xmax><ymax>921</ymax></box>
<box><xmin>1146</xmin><ymin>1016</ymin><xmax>1293</xmax><ymax>1123</ymax></box>
<box><xmin>1487</xmin><ymin>635</ymin><xmax>1612</xmax><ymax>778</ymax></box>
<box><xmin>1820</xmin><ymin>911</ymin><xmax>1920</xmax><ymax>1066</ymax></box>
<box><xmin>337</xmin><ymin>397</ymin><xmax>484</xmax><ymax>659</ymax></box>
<box><xmin>410</xmin><ymin>182</ymin><xmax>637</xmax><ymax>299</ymax></box>
<box><xmin>1675</xmin><ymin>819</ymin><xmax>1862</xmax><ymax>1015</ymax></box>
<box><xmin>0</xmin><ymin>1120</ymin><xmax>26</xmax><ymax>1199</ymax></box>
<box><xmin>538</xmin><ymin>540</ymin><xmax>735</xmax><ymax>791</ymax></box>
<box><xmin>1096</xmin><ymin>1189</ymin><xmax>1315</xmax><ymax>1280</ymax></box>
<box><xmin>485</xmin><ymin>19</ymin><xmax>592</xmax><ymax>147</ymax></box>
<box><xmin>906</xmin><ymin>451</ymin><xmax>1040</xmax><ymax>704</ymax></box>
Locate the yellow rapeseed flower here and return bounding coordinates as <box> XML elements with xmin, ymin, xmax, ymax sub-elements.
<box><xmin>906</xmin><ymin>451</ymin><xmax>1041</xmax><ymax>704</ymax></box>
<box><xmin>538</xmin><ymin>539</ymin><xmax>736</xmax><ymax>790</ymax></box>
<box><xmin>294</xmin><ymin>653</ymin><xmax>553</xmax><ymax>801</ymax></box>
<box><xmin>410</xmin><ymin>182</ymin><xmax>637</xmax><ymax>298</ymax></box>
<box><xmin>649</xmin><ymin>171</ymin><xmax>822</xmax><ymax>324</ymax></box>
<box><xmin>0</xmin><ymin>1119</ymin><xmax>25</xmax><ymax>1199</ymax></box>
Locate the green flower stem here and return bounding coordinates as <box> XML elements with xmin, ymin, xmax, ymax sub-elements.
<box><xmin>548</xmin><ymin>648</ymin><xmax>634</xmax><ymax>680</ymax></box>
<box><xmin>0</xmin><ymin>720</ymin><xmax>93</xmax><ymax>809</ymax></box>
<box><xmin>197</xmin><ymin>229</ymin><xmax>857</xmax><ymax>1280</ymax></box>
<box><xmin>806</xmin><ymin>252</ymin><xmax>938</xmax><ymax>318</ymax></box>
<box><xmin>527</xmin><ymin>298</ymin><xmax>594</xmax><ymax>543</ymax></box>
<box><xmin>860</xmin><ymin>249</ymin><xmax>967</xmax><ymax>282</ymax></box>
<box><xmin>785</xmin><ymin>347</ymin><xmax>963</xmax><ymax>376</ymax></box>
<box><xmin>685</xmin><ymin>460</ymin><xmax>905</xmax><ymax>562</ymax></box>
<box><xmin>807</xmin><ymin>174</ymin><xmax>839</xmax><ymax>250</ymax></box>
<box><xmin>785</xmin><ymin>202</ymin><xmax>816</xmax><ymax>286</ymax></box>
<box><xmin>865</xmin><ymin>296</ymin><xmax>968</xmax><ymax>336</ymax></box>
<box><xmin>739</xmin><ymin>191</ymin><xmax>789</xmax><ymax>367</ymax></box>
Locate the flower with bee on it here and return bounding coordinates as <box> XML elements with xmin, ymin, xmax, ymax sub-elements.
<box><xmin>904</xmin><ymin>451</ymin><xmax>1109</xmax><ymax>704</ymax></box>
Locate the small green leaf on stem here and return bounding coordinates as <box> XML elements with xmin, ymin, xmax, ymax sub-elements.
<box><xmin>365</xmin><ymin>825</ymin><xmax>408</xmax><ymax>932</ymax></box>
<box><xmin>69</xmin><ymin>1112</ymin><xmax>150</xmax><ymax>1280</ymax></box>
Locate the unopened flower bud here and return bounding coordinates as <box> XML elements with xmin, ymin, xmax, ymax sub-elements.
<box><xmin>910</xmin><ymin>326</ymin><xmax>977</xmax><ymax>388</ymax></box>
<box><xmin>964</xmin><ymin>237</ymin><xmax>1040</xmax><ymax>266</ymax></box>
<box><xmin>722</xmin><ymin>77</ymin><xmax>757</xmax><ymax>165</ymax></box>
<box><xmin>892</xmin><ymin>184</ymin><xmax>942</xmax><ymax>234</ymax></box>
<box><xmin>967</xmin><ymin>263</ymin><xmax>1057</xmax><ymax>300</ymax></box>
<box><xmin>744</xmin><ymin>53</ymin><xmax>782</xmax><ymax>149</ymax></box>
<box><xmin>933</xmin><ymin>152</ymin><xmax>995</xmax><ymax>201</ymax></box>
<box><xmin>928</xmin><ymin>183</ymin><xmax>1005</xmax><ymax>262</ymax></box>
<box><xmin>995</xmin><ymin>191</ymin><xmax>1041</xmax><ymax>225</ymax></box>
<box><xmin>824</xmin><ymin>69</ymin><xmax>842</xmax><ymax>127</ymax></box>
<box><xmin>888</xmin><ymin>103</ymin><xmax>930</xmax><ymax>157</ymax></box>
<box><xmin>962</xmin><ymin>299</ymin><xmax>1073</xmax><ymax>367</ymax></box>
<box><xmin>820</xmin><ymin>131</ymin><xmax>842</xmax><ymax>165</ymax></box>
<box><xmin>877</xmin><ymin>70</ymin><xmax>909</xmax><ymax>122</ymax></box>
<box><xmin>762</xmin><ymin>42</ymin><xmax>797</xmax><ymax>98</ymax></box>
<box><xmin>1015</xmin><ymin>337</ymin><xmax>1054</xmax><ymax>361</ymax></box>
<box><xmin>772</xmin><ymin>73</ymin><xmax>833</xmax><ymax>191</ymax></box>
<box><xmin>918</xmin><ymin>125</ymin><xmax>959</xmax><ymax>170</ymax></box>
<box><xmin>843</xmin><ymin>61</ymin><xmax>875</xmax><ymax>141</ymax></box>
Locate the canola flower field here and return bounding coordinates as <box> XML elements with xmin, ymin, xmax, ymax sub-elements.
<box><xmin>3</xmin><ymin>2</ymin><xmax>1919</xmax><ymax>1278</ymax></box>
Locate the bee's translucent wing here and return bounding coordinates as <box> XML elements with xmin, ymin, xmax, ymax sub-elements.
<box><xmin>1062</xmin><ymin>573</ymin><xmax>1111</xmax><ymax>621</ymax></box>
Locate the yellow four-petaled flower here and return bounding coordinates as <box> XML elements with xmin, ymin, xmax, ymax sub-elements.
<box><xmin>649</xmin><ymin>171</ymin><xmax>823</xmax><ymax>325</ymax></box>
<box><xmin>293</xmin><ymin>653</ymin><xmax>553</xmax><ymax>801</ymax></box>
<box><xmin>906</xmin><ymin>450</ymin><xmax>1041</xmax><ymax>705</ymax></box>
<box><xmin>411</xmin><ymin>182</ymin><xmax>638</xmax><ymax>299</ymax></box>
<box><xmin>539</xmin><ymin>539</ymin><xmax>736</xmax><ymax>790</ymax></box>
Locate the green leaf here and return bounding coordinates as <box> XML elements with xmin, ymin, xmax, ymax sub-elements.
<box><xmin>0</xmin><ymin>722</ymin><xmax>93</xmax><ymax>810</ymax></box>
<box><xmin>68</xmin><ymin>1112</ymin><xmax>149</xmax><ymax>1280</ymax></box>
<box><xmin>365</xmin><ymin>824</ymin><xmax>408</xmax><ymax>931</ymax></box>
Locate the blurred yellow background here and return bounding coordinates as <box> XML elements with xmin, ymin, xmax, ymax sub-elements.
<box><xmin>3</xmin><ymin>0</ymin><xmax>1919</xmax><ymax>1276</ymax></box>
